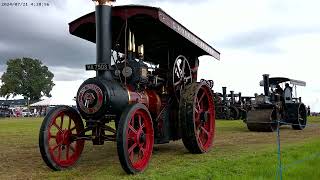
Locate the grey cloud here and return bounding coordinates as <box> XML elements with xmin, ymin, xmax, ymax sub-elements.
<box><xmin>50</xmin><ymin>66</ymin><xmax>91</xmax><ymax>81</ymax></box>
<box><xmin>217</xmin><ymin>26</ymin><xmax>320</xmax><ymax>53</ymax></box>
<box><xmin>0</xmin><ymin>0</ymin><xmax>206</xmax><ymax>70</ymax></box>
<box><xmin>0</xmin><ymin>0</ymin><xmax>95</xmax><ymax>79</ymax></box>
<box><xmin>216</xmin><ymin>29</ymin><xmax>283</xmax><ymax>54</ymax></box>
<box><xmin>221</xmin><ymin>30</ymin><xmax>279</xmax><ymax>48</ymax></box>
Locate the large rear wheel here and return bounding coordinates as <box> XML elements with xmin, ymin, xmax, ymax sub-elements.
<box><xmin>180</xmin><ymin>82</ymin><xmax>215</xmax><ymax>153</ymax></box>
<box><xmin>39</xmin><ymin>106</ymin><xmax>85</xmax><ymax>170</ymax></box>
<box><xmin>291</xmin><ymin>103</ymin><xmax>307</xmax><ymax>130</ymax></box>
<box><xmin>117</xmin><ymin>104</ymin><xmax>154</xmax><ymax>174</ymax></box>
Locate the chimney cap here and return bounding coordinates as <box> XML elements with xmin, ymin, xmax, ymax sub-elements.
<box><xmin>93</xmin><ymin>0</ymin><xmax>116</xmax><ymax>5</ymax></box>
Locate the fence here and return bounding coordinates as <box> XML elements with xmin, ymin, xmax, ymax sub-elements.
<box><xmin>274</xmin><ymin>121</ymin><xmax>320</xmax><ymax>180</ymax></box>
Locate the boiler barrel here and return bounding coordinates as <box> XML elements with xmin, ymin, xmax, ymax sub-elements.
<box><xmin>77</xmin><ymin>78</ymin><xmax>161</xmax><ymax>119</ymax></box>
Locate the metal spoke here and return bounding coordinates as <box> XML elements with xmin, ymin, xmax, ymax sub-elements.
<box><xmin>184</xmin><ymin>75</ymin><xmax>192</xmax><ymax>82</ymax></box>
<box><xmin>128</xmin><ymin>143</ymin><xmax>137</xmax><ymax>153</ymax></box>
<box><xmin>129</xmin><ymin>151</ymin><xmax>134</xmax><ymax>162</ymax></box>
<box><xmin>198</xmin><ymin>91</ymin><xmax>205</xmax><ymax>105</ymax></box>
<box><xmin>129</xmin><ymin>124</ymin><xmax>138</xmax><ymax>135</ymax></box>
<box><xmin>50</xmin><ymin>135</ymin><xmax>56</xmax><ymax>139</ymax></box>
<box><xmin>175</xmin><ymin>66</ymin><xmax>182</xmax><ymax>78</ymax></box>
<box><xmin>68</xmin><ymin>117</ymin><xmax>71</xmax><ymax>130</ymax></box>
<box><xmin>197</xmin><ymin>135</ymin><xmax>203</xmax><ymax>148</ymax></box>
<box><xmin>182</xmin><ymin>58</ymin><xmax>186</xmax><ymax>77</ymax></box>
<box><xmin>138</xmin><ymin>115</ymin><xmax>142</xmax><ymax>128</ymax></box>
<box><xmin>196</xmin><ymin>98</ymin><xmax>201</xmax><ymax>112</ymax></box>
<box><xmin>139</xmin><ymin>148</ymin><xmax>145</xmax><ymax>159</ymax></box>
<box><xmin>201</xmin><ymin>126</ymin><xmax>209</xmax><ymax>137</ymax></box>
<box><xmin>139</xmin><ymin>115</ymin><xmax>145</xmax><ymax>131</ymax></box>
<box><xmin>51</xmin><ymin>142</ymin><xmax>62</xmax><ymax>151</ymax></box>
<box><xmin>60</xmin><ymin>114</ymin><xmax>64</xmax><ymax>129</ymax></box>
<box><xmin>70</xmin><ymin>126</ymin><xmax>76</xmax><ymax>132</ymax></box>
<box><xmin>66</xmin><ymin>145</ymin><xmax>70</xmax><ymax>159</ymax></box>
<box><xmin>194</xmin><ymin>106</ymin><xmax>199</xmax><ymax>113</ymax></box>
<box><xmin>53</xmin><ymin>122</ymin><xmax>63</xmax><ymax>133</ymax></box>
<box><xmin>58</xmin><ymin>145</ymin><xmax>62</xmax><ymax>160</ymax></box>
<box><xmin>48</xmin><ymin>132</ymin><xmax>56</xmax><ymax>139</ymax></box>
<box><xmin>174</xmin><ymin>79</ymin><xmax>182</xmax><ymax>86</ymax></box>
<box><xmin>128</xmin><ymin>143</ymin><xmax>137</xmax><ymax>161</ymax></box>
<box><xmin>195</xmin><ymin>119</ymin><xmax>201</xmax><ymax>129</ymax></box>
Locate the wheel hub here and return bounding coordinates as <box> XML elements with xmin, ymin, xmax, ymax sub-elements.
<box><xmin>139</xmin><ymin>132</ymin><xmax>146</xmax><ymax>144</ymax></box>
<box><xmin>136</xmin><ymin>129</ymin><xmax>146</xmax><ymax>146</ymax></box>
<box><xmin>200</xmin><ymin>111</ymin><xmax>210</xmax><ymax>123</ymax></box>
<box><xmin>56</xmin><ymin>130</ymin><xmax>72</xmax><ymax>145</ymax></box>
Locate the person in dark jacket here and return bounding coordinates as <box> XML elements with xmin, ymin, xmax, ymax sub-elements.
<box><xmin>275</xmin><ymin>84</ymin><xmax>284</xmax><ymax>95</ymax></box>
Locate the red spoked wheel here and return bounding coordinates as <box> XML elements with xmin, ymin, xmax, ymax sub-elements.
<box><xmin>180</xmin><ymin>82</ymin><xmax>215</xmax><ymax>153</ymax></box>
<box><xmin>39</xmin><ymin>106</ymin><xmax>85</xmax><ymax>170</ymax></box>
<box><xmin>117</xmin><ymin>104</ymin><xmax>154</xmax><ymax>174</ymax></box>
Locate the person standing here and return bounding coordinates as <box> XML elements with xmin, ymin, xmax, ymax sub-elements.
<box><xmin>284</xmin><ymin>83</ymin><xmax>293</xmax><ymax>103</ymax></box>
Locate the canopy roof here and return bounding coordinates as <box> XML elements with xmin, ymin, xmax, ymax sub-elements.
<box><xmin>69</xmin><ymin>5</ymin><xmax>220</xmax><ymax>65</ymax></box>
<box><xmin>260</xmin><ymin>77</ymin><xmax>306</xmax><ymax>87</ymax></box>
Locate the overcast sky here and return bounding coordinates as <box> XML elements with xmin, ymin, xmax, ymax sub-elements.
<box><xmin>0</xmin><ymin>0</ymin><xmax>319</xmax><ymax>111</ymax></box>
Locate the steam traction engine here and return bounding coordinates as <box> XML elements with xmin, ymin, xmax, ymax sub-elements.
<box><xmin>38</xmin><ymin>0</ymin><xmax>220</xmax><ymax>174</ymax></box>
<box><xmin>214</xmin><ymin>87</ymin><xmax>245</xmax><ymax>120</ymax></box>
<box><xmin>245</xmin><ymin>74</ymin><xmax>307</xmax><ymax>132</ymax></box>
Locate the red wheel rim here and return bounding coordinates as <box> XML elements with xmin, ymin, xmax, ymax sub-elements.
<box><xmin>47</xmin><ymin>111</ymin><xmax>84</xmax><ymax>167</ymax></box>
<box><xmin>126</xmin><ymin>109</ymin><xmax>154</xmax><ymax>171</ymax></box>
<box><xmin>194</xmin><ymin>86</ymin><xmax>215</xmax><ymax>151</ymax></box>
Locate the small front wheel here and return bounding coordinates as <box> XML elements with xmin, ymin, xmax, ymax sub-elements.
<box><xmin>39</xmin><ymin>106</ymin><xmax>85</xmax><ymax>170</ymax></box>
<box><xmin>117</xmin><ymin>104</ymin><xmax>154</xmax><ymax>174</ymax></box>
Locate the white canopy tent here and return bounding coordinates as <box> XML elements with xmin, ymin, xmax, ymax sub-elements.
<box><xmin>30</xmin><ymin>97</ymin><xmax>76</xmax><ymax>107</ymax></box>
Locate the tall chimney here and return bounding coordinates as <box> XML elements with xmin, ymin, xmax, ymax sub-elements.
<box><xmin>94</xmin><ymin>0</ymin><xmax>114</xmax><ymax>80</ymax></box>
<box><xmin>230</xmin><ymin>91</ymin><xmax>235</xmax><ymax>104</ymax></box>
<box><xmin>222</xmin><ymin>87</ymin><xmax>227</xmax><ymax>104</ymax></box>
<box><xmin>238</xmin><ymin>92</ymin><xmax>242</xmax><ymax>103</ymax></box>
<box><xmin>263</xmin><ymin>74</ymin><xmax>270</xmax><ymax>96</ymax></box>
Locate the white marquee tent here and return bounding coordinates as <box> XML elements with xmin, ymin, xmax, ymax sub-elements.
<box><xmin>30</xmin><ymin>97</ymin><xmax>76</xmax><ymax>107</ymax></box>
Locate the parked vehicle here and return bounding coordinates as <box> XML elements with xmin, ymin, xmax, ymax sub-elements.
<box><xmin>22</xmin><ymin>109</ymin><xmax>32</xmax><ymax>117</ymax></box>
<box><xmin>0</xmin><ymin>105</ymin><xmax>11</xmax><ymax>118</ymax></box>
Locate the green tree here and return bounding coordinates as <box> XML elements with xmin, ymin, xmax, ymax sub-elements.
<box><xmin>0</xmin><ymin>57</ymin><xmax>55</xmax><ymax>102</ymax></box>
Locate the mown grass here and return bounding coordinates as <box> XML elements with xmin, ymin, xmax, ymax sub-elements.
<box><xmin>0</xmin><ymin>116</ymin><xmax>319</xmax><ymax>179</ymax></box>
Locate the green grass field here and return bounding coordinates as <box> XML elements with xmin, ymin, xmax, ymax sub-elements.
<box><xmin>0</xmin><ymin>116</ymin><xmax>319</xmax><ymax>179</ymax></box>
